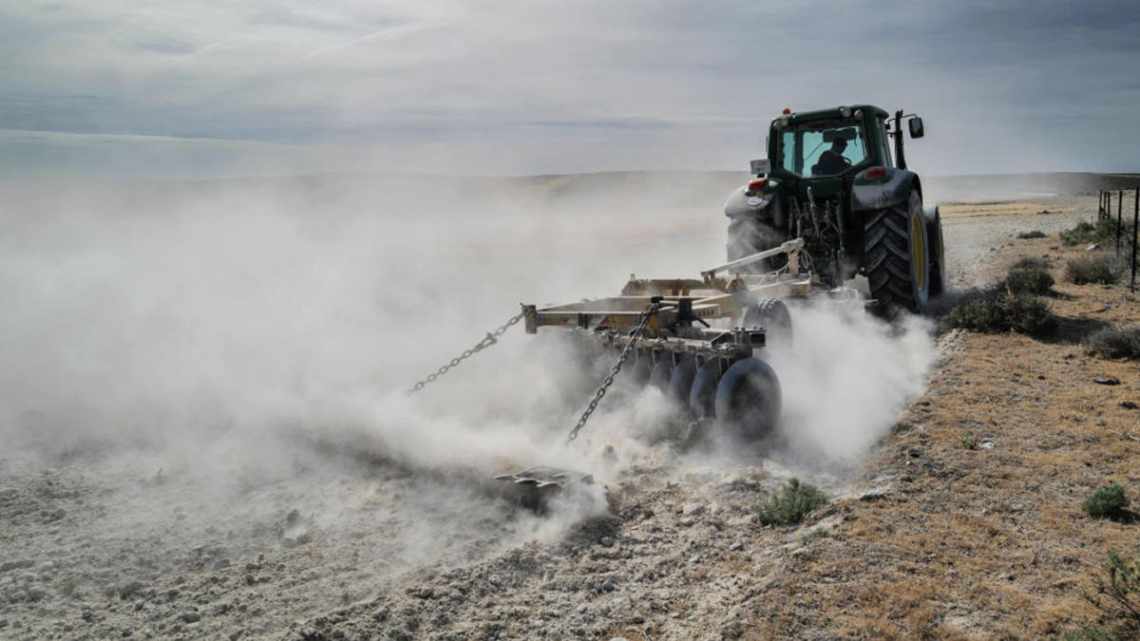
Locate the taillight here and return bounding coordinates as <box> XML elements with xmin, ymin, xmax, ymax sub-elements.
<box><xmin>864</xmin><ymin>166</ymin><xmax>888</xmax><ymax>180</ymax></box>
<box><xmin>747</xmin><ymin>178</ymin><xmax>767</xmax><ymax>193</ymax></box>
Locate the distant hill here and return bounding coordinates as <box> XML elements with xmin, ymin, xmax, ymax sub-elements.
<box><xmin>2</xmin><ymin>171</ymin><xmax>1135</xmax><ymax>220</ymax></box>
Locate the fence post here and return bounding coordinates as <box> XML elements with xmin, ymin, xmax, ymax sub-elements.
<box><xmin>1132</xmin><ymin>187</ymin><xmax>1138</xmax><ymax>293</ymax></box>
<box><xmin>1117</xmin><ymin>190</ymin><xmax>1124</xmax><ymax>259</ymax></box>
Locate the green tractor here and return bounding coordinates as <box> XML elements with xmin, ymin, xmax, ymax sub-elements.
<box><xmin>724</xmin><ymin>105</ymin><xmax>944</xmax><ymax>313</ymax></box>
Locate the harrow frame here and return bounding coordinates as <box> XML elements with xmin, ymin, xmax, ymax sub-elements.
<box><xmin>523</xmin><ymin>239</ymin><xmax>811</xmax><ymax>358</ymax></box>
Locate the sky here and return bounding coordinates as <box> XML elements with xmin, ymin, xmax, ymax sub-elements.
<box><xmin>2</xmin><ymin>0</ymin><xmax>1139</xmax><ymax>178</ymax></box>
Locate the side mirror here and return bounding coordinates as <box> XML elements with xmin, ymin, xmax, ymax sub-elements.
<box><xmin>908</xmin><ymin>117</ymin><xmax>925</xmax><ymax>139</ymax></box>
<box><xmin>750</xmin><ymin>158</ymin><xmax>771</xmax><ymax>176</ymax></box>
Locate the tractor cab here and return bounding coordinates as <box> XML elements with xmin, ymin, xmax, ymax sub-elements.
<box><xmin>763</xmin><ymin>105</ymin><xmax>892</xmax><ymax>202</ymax></box>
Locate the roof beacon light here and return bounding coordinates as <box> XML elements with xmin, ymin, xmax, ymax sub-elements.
<box><xmin>747</xmin><ymin>178</ymin><xmax>767</xmax><ymax>193</ymax></box>
<box><xmin>782</xmin><ymin>107</ymin><xmax>792</xmax><ymax>115</ymax></box>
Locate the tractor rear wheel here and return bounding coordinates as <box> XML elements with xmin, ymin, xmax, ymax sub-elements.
<box><xmin>863</xmin><ymin>191</ymin><xmax>930</xmax><ymax>314</ymax></box>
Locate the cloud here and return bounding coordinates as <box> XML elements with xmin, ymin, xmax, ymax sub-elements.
<box><xmin>0</xmin><ymin>0</ymin><xmax>1137</xmax><ymax>176</ymax></box>
<box><xmin>248</xmin><ymin>6</ymin><xmax>386</xmax><ymax>33</ymax></box>
<box><xmin>130</xmin><ymin>36</ymin><xmax>197</xmax><ymax>55</ymax></box>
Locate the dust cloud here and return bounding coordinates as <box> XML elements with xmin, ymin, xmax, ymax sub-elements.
<box><xmin>764</xmin><ymin>303</ymin><xmax>936</xmax><ymax>470</ymax></box>
<box><xmin>0</xmin><ymin>171</ymin><xmax>936</xmax><ymax>561</ymax></box>
<box><xmin>0</xmin><ymin>173</ymin><xmax>728</xmax><ymax>564</ymax></box>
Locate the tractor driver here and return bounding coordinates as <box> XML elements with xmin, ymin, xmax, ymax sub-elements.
<box><xmin>814</xmin><ymin>137</ymin><xmax>851</xmax><ymax>175</ymax></box>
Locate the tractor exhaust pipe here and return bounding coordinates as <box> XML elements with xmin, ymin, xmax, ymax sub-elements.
<box><xmin>893</xmin><ymin>109</ymin><xmax>907</xmax><ymax>170</ymax></box>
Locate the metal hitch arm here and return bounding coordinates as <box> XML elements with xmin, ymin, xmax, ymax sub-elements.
<box><xmin>700</xmin><ymin>238</ymin><xmax>804</xmax><ymax>281</ymax></box>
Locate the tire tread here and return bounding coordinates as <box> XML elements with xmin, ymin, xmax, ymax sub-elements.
<box><xmin>864</xmin><ymin>198</ymin><xmax>922</xmax><ymax>312</ymax></box>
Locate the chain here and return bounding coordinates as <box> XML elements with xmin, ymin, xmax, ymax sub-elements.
<box><xmin>566</xmin><ymin>302</ymin><xmax>661</xmax><ymax>442</ymax></box>
<box><xmin>408</xmin><ymin>307</ymin><xmax>526</xmax><ymax>394</ymax></box>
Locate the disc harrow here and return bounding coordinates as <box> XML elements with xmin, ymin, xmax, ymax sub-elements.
<box><xmin>523</xmin><ymin>238</ymin><xmax>814</xmax><ymax>442</ymax></box>
<box><xmin>408</xmin><ymin>237</ymin><xmax>851</xmax><ymax>509</ymax></box>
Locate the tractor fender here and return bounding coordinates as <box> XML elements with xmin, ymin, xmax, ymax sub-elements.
<box><xmin>724</xmin><ymin>184</ymin><xmax>785</xmax><ymax>228</ymax></box>
<box><xmin>851</xmin><ymin>168</ymin><xmax>920</xmax><ymax>212</ymax></box>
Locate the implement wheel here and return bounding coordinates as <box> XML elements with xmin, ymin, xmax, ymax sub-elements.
<box><xmin>864</xmin><ymin>191</ymin><xmax>930</xmax><ymax>314</ymax></box>
<box><xmin>649</xmin><ymin>352</ymin><xmax>674</xmax><ymax>392</ymax></box>
<box><xmin>667</xmin><ymin>354</ymin><xmax>697</xmax><ymax>413</ymax></box>
<box><xmin>688</xmin><ymin>358</ymin><xmax>724</xmax><ymax>420</ymax></box>
<box><xmin>626</xmin><ymin>348</ymin><xmax>652</xmax><ymax>385</ymax></box>
<box><xmin>741</xmin><ymin>298</ymin><xmax>794</xmax><ymax>348</ymax></box>
<box><xmin>714</xmin><ymin>357</ymin><xmax>781</xmax><ymax>440</ymax></box>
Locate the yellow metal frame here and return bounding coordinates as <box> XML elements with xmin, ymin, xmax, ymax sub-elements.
<box><xmin>523</xmin><ymin>239</ymin><xmax>812</xmax><ymax>335</ymax></box>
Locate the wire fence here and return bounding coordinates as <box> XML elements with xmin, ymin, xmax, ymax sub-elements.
<box><xmin>1096</xmin><ymin>187</ymin><xmax>1139</xmax><ymax>292</ymax></box>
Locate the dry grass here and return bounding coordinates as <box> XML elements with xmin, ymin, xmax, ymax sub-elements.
<box><xmin>740</xmin><ymin>230</ymin><xmax>1139</xmax><ymax>640</ymax></box>
<box><xmin>940</xmin><ymin>200</ymin><xmax>1077</xmax><ymax>219</ymax></box>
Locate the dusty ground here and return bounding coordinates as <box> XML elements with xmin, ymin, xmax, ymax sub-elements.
<box><xmin>736</xmin><ymin>233</ymin><xmax>1139</xmax><ymax>640</ymax></box>
<box><xmin>939</xmin><ymin>196</ymin><xmax>1098</xmax><ymax>289</ymax></box>
<box><xmin>1</xmin><ymin>193</ymin><xmax>1137</xmax><ymax>641</ymax></box>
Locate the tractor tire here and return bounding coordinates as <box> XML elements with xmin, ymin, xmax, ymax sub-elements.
<box><xmin>863</xmin><ymin>191</ymin><xmax>930</xmax><ymax>314</ymax></box>
<box><xmin>924</xmin><ymin>205</ymin><xmax>946</xmax><ymax>298</ymax></box>
<box><xmin>713</xmin><ymin>357</ymin><xmax>782</xmax><ymax>440</ymax></box>
<box><xmin>688</xmin><ymin>358</ymin><xmax>724</xmax><ymax>420</ymax></box>
<box><xmin>740</xmin><ymin>298</ymin><xmax>794</xmax><ymax>348</ymax></box>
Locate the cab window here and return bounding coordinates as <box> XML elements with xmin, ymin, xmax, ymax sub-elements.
<box><xmin>780</xmin><ymin>131</ymin><xmax>796</xmax><ymax>173</ymax></box>
<box><xmin>777</xmin><ymin>121</ymin><xmax>868</xmax><ymax>177</ymax></box>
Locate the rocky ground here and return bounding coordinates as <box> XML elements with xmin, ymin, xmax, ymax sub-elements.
<box><xmin>2</xmin><ymin>194</ymin><xmax>1137</xmax><ymax>641</ymax></box>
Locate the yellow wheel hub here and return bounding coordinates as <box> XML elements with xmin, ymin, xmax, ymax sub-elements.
<box><xmin>910</xmin><ymin>212</ymin><xmax>926</xmax><ymax>291</ymax></box>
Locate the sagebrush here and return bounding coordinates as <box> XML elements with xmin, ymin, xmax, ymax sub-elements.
<box><xmin>1066</xmin><ymin>255</ymin><xmax>1120</xmax><ymax>285</ymax></box>
<box><xmin>1006</xmin><ymin>259</ymin><xmax>1054</xmax><ymax>295</ymax></box>
<box><xmin>1061</xmin><ymin>220</ymin><xmax>1116</xmax><ymax>246</ymax></box>
<box><xmin>1086</xmin><ymin>326</ymin><xmax>1140</xmax><ymax>360</ymax></box>
<box><xmin>942</xmin><ymin>288</ymin><xmax>1055</xmax><ymax>336</ymax></box>
<box><xmin>1084</xmin><ymin>483</ymin><xmax>1129</xmax><ymax>519</ymax></box>
<box><xmin>1012</xmin><ymin>256</ymin><xmax>1050</xmax><ymax>270</ymax></box>
<box><xmin>758</xmin><ymin>479</ymin><xmax>828</xmax><ymax>526</ymax></box>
